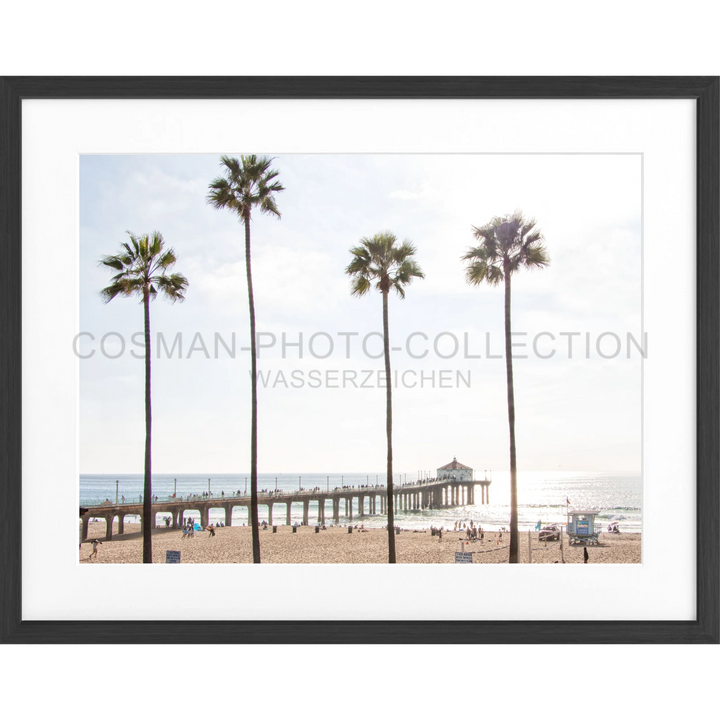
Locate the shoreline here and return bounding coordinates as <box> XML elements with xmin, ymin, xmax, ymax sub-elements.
<box><xmin>80</xmin><ymin>522</ymin><xmax>641</xmax><ymax>564</ymax></box>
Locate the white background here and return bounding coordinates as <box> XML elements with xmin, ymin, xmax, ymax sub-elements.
<box><xmin>22</xmin><ymin>98</ymin><xmax>693</xmax><ymax>622</ymax></box>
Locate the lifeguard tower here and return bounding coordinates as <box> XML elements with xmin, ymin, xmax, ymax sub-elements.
<box><xmin>566</xmin><ymin>510</ymin><xmax>602</xmax><ymax>546</ymax></box>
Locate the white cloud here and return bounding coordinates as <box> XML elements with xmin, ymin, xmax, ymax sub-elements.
<box><xmin>389</xmin><ymin>182</ymin><xmax>432</xmax><ymax>200</ymax></box>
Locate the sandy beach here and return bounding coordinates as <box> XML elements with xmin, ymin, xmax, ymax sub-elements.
<box><xmin>80</xmin><ymin>521</ymin><xmax>641</xmax><ymax>564</ymax></box>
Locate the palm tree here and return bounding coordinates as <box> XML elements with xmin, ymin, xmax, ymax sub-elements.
<box><xmin>346</xmin><ymin>232</ymin><xmax>424</xmax><ymax>563</ymax></box>
<box><xmin>207</xmin><ymin>155</ymin><xmax>284</xmax><ymax>564</ymax></box>
<box><xmin>100</xmin><ymin>231</ymin><xmax>188</xmax><ymax>564</ymax></box>
<box><xmin>462</xmin><ymin>211</ymin><xmax>549</xmax><ymax>563</ymax></box>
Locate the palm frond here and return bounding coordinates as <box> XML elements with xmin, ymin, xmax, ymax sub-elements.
<box><xmin>156</xmin><ymin>272</ymin><xmax>189</xmax><ymax>302</ymax></box>
<box><xmin>208</xmin><ymin>154</ymin><xmax>283</xmax><ymax>225</ymax></box>
<box><xmin>100</xmin><ymin>255</ymin><xmax>124</xmax><ymax>272</ymax></box>
<box><xmin>207</xmin><ymin>177</ymin><xmax>238</xmax><ymax>210</ymax></box>
<box><xmin>149</xmin><ymin>231</ymin><xmax>163</xmax><ymax>258</ymax></box>
<box><xmin>99</xmin><ymin>282</ymin><xmax>129</xmax><ymax>304</ymax></box>
<box><xmin>350</xmin><ymin>275</ymin><xmax>372</xmax><ymax>297</ymax></box>
<box><xmin>244</xmin><ymin>155</ymin><xmax>274</xmax><ymax>182</ymax></box>
<box><xmin>99</xmin><ymin>231</ymin><xmax>189</xmax><ymax>306</ymax></box>
<box><xmin>157</xmin><ymin>248</ymin><xmax>178</xmax><ymax>270</ymax></box>
<box><xmin>347</xmin><ymin>231</ymin><xmax>424</xmax><ymax>299</ymax></box>
<box><xmin>219</xmin><ymin>155</ymin><xmax>243</xmax><ymax>179</ymax></box>
<box><xmin>523</xmin><ymin>243</ymin><xmax>550</xmax><ymax>269</ymax></box>
<box><xmin>392</xmin><ymin>259</ymin><xmax>425</xmax><ymax>297</ymax></box>
<box><xmin>464</xmin><ymin>211</ymin><xmax>550</xmax><ymax>285</ymax></box>
<box><xmin>260</xmin><ymin>195</ymin><xmax>281</xmax><ymax>218</ymax></box>
<box><xmin>465</xmin><ymin>259</ymin><xmax>503</xmax><ymax>286</ymax></box>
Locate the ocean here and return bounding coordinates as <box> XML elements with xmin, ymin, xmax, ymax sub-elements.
<box><xmin>80</xmin><ymin>470</ymin><xmax>642</xmax><ymax>533</ymax></box>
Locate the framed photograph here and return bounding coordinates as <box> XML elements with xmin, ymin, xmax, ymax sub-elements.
<box><xmin>1</xmin><ymin>77</ymin><xmax>717</xmax><ymax>643</ymax></box>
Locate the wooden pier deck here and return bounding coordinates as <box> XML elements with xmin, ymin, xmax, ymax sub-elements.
<box><xmin>80</xmin><ymin>477</ymin><xmax>491</xmax><ymax>541</ymax></box>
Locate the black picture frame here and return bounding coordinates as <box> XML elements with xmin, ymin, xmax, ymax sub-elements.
<box><xmin>1</xmin><ymin>77</ymin><xmax>717</xmax><ymax>644</ymax></box>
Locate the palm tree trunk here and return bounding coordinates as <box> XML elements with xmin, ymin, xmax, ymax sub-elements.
<box><xmin>503</xmin><ymin>266</ymin><xmax>519</xmax><ymax>563</ymax></box>
<box><xmin>244</xmin><ymin>213</ymin><xmax>261</xmax><ymax>563</ymax></box>
<box><xmin>382</xmin><ymin>290</ymin><xmax>397</xmax><ymax>563</ymax></box>
<box><xmin>143</xmin><ymin>288</ymin><xmax>153</xmax><ymax>563</ymax></box>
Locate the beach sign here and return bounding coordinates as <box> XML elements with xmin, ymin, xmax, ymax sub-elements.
<box><xmin>166</xmin><ymin>550</ymin><xmax>181</xmax><ymax>564</ymax></box>
<box><xmin>455</xmin><ymin>552</ymin><xmax>473</xmax><ymax>564</ymax></box>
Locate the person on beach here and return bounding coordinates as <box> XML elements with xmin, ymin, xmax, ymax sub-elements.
<box><xmin>89</xmin><ymin>539</ymin><xmax>101</xmax><ymax>560</ymax></box>
<box><xmin>583</xmin><ymin>547</ymin><xmax>589</xmax><ymax>563</ymax></box>
<box><xmin>207</xmin><ymin>525</ymin><xmax>215</xmax><ymax>538</ymax></box>
<box><xmin>181</xmin><ymin>527</ymin><xmax>188</xmax><ymax>540</ymax></box>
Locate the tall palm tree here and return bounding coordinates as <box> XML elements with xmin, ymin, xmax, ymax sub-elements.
<box><xmin>100</xmin><ymin>231</ymin><xmax>188</xmax><ymax>564</ymax></box>
<box><xmin>346</xmin><ymin>232</ymin><xmax>424</xmax><ymax>563</ymax></box>
<box><xmin>207</xmin><ymin>155</ymin><xmax>284</xmax><ymax>564</ymax></box>
<box><xmin>462</xmin><ymin>211</ymin><xmax>549</xmax><ymax>563</ymax></box>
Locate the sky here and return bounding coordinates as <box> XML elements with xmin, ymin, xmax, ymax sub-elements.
<box><xmin>79</xmin><ymin>153</ymin><xmax>642</xmax><ymax>474</ymax></box>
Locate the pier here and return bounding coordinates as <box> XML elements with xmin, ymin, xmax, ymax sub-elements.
<box><xmin>79</xmin><ymin>477</ymin><xmax>492</xmax><ymax>541</ymax></box>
